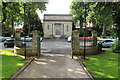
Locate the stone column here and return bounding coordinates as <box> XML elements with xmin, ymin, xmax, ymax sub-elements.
<box><xmin>53</xmin><ymin>23</ymin><xmax>55</xmax><ymax>36</ymax></box>
<box><xmin>63</xmin><ymin>24</ymin><xmax>64</xmax><ymax>37</ymax></box>
<box><xmin>32</xmin><ymin>30</ymin><xmax>41</xmax><ymax>57</ymax></box>
<box><xmin>92</xmin><ymin>30</ymin><xmax>97</xmax><ymax>47</ymax></box>
<box><xmin>15</xmin><ymin>31</ymin><xmax>21</xmax><ymax>47</ymax></box>
<box><xmin>52</xmin><ymin>24</ymin><xmax>53</xmax><ymax>35</ymax></box>
<box><xmin>71</xmin><ymin>30</ymin><xmax>80</xmax><ymax>58</ymax></box>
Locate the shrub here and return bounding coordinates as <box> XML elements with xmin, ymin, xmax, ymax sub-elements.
<box><xmin>3</xmin><ymin>28</ymin><xmax>13</xmax><ymax>37</ymax></box>
<box><xmin>111</xmin><ymin>40</ymin><xmax>120</xmax><ymax>53</ymax></box>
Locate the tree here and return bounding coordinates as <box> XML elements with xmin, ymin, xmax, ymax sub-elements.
<box><xmin>112</xmin><ymin>2</ymin><xmax>120</xmax><ymax>40</ymax></box>
<box><xmin>70</xmin><ymin>2</ymin><xmax>97</xmax><ymax>36</ymax></box>
<box><xmin>70</xmin><ymin>2</ymin><xmax>114</xmax><ymax>37</ymax></box>
<box><xmin>2</xmin><ymin>2</ymin><xmax>22</xmax><ymax>36</ymax></box>
<box><xmin>2</xmin><ymin>2</ymin><xmax>47</xmax><ymax>36</ymax></box>
<box><xmin>70</xmin><ymin>2</ymin><xmax>85</xmax><ymax>36</ymax></box>
<box><xmin>89</xmin><ymin>2</ymin><xmax>120</xmax><ymax>40</ymax></box>
<box><xmin>92</xmin><ymin>2</ymin><xmax>113</xmax><ymax>37</ymax></box>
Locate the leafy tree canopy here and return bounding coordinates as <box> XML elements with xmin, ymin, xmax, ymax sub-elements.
<box><xmin>2</xmin><ymin>2</ymin><xmax>47</xmax><ymax>36</ymax></box>
<box><xmin>70</xmin><ymin>1</ymin><xmax>120</xmax><ymax>39</ymax></box>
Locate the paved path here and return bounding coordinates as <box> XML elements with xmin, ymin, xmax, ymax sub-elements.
<box><xmin>13</xmin><ymin>39</ymin><xmax>92</xmax><ymax>79</ymax></box>
<box><xmin>41</xmin><ymin>39</ymin><xmax>71</xmax><ymax>54</ymax></box>
<box><xmin>15</xmin><ymin>53</ymin><xmax>91</xmax><ymax>79</ymax></box>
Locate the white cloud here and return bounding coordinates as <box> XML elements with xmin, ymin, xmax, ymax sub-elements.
<box><xmin>37</xmin><ymin>0</ymin><xmax>72</xmax><ymax>22</ymax></box>
<box><xmin>44</xmin><ymin>0</ymin><xmax>72</xmax><ymax>14</ymax></box>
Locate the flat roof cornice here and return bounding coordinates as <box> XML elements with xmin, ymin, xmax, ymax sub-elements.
<box><xmin>44</xmin><ymin>14</ymin><xmax>72</xmax><ymax>16</ymax></box>
<box><xmin>43</xmin><ymin>20</ymin><xmax>73</xmax><ymax>22</ymax></box>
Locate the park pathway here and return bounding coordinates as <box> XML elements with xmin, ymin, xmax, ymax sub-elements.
<box><xmin>13</xmin><ymin>39</ymin><xmax>93</xmax><ymax>80</ymax></box>
<box><xmin>14</xmin><ymin>53</ymin><xmax>92</xmax><ymax>79</ymax></box>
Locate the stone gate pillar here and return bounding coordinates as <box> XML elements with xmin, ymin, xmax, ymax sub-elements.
<box><xmin>92</xmin><ymin>30</ymin><xmax>97</xmax><ymax>46</ymax></box>
<box><xmin>32</xmin><ymin>30</ymin><xmax>41</xmax><ymax>57</ymax></box>
<box><xmin>15</xmin><ymin>31</ymin><xmax>21</xmax><ymax>47</ymax></box>
<box><xmin>71</xmin><ymin>30</ymin><xmax>80</xmax><ymax>58</ymax></box>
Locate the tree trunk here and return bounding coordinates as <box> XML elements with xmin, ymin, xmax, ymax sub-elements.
<box><xmin>80</xmin><ymin>21</ymin><xmax>82</xmax><ymax>34</ymax></box>
<box><xmin>28</xmin><ymin>7</ymin><xmax>30</xmax><ymax>35</ymax></box>
<box><xmin>2</xmin><ymin>2</ymin><xmax>8</xmax><ymax>23</ymax></box>
<box><xmin>79</xmin><ymin>16</ymin><xmax>83</xmax><ymax>37</ymax></box>
<box><xmin>0</xmin><ymin>26</ymin><xmax>2</xmax><ymax>36</ymax></box>
<box><xmin>102</xmin><ymin>25</ymin><xmax>106</xmax><ymax>37</ymax></box>
<box><xmin>11</xmin><ymin>17</ymin><xmax>14</xmax><ymax>37</ymax></box>
<box><xmin>117</xmin><ymin>28</ymin><xmax>120</xmax><ymax>41</ymax></box>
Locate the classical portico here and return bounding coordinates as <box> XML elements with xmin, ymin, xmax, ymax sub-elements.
<box><xmin>43</xmin><ymin>14</ymin><xmax>72</xmax><ymax>38</ymax></box>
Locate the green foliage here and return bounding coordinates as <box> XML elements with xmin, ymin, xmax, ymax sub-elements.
<box><xmin>2</xmin><ymin>2</ymin><xmax>47</xmax><ymax>36</ymax></box>
<box><xmin>70</xmin><ymin>2</ymin><xmax>120</xmax><ymax>39</ymax></box>
<box><xmin>2</xmin><ymin>2</ymin><xmax>23</xmax><ymax>27</ymax></box>
<box><xmin>112</xmin><ymin>3</ymin><xmax>120</xmax><ymax>40</ymax></box>
<box><xmin>22</xmin><ymin>2</ymin><xmax>45</xmax><ymax>36</ymax></box>
<box><xmin>70</xmin><ymin>2</ymin><xmax>106</xmax><ymax>36</ymax></box>
<box><xmin>3</xmin><ymin>27</ymin><xmax>13</xmax><ymax>36</ymax></box>
<box><xmin>2</xmin><ymin>2</ymin><xmax>47</xmax><ymax>26</ymax></box>
<box><xmin>111</xmin><ymin>40</ymin><xmax>120</xmax><ymax>53</ymax></box>
<box><xmin>70</xmin><ymin>2</ymin><xmax>85</xmax><ymax>35</ymax></box>
<box><xmin>80</xmin><ymin>49</ymin><xmax>119</xmax><ymax>78</ymax></box>
<box><xmin>86</xmin><ymin>29</ymin><xmax>92</xmax><ymax>37</ymax></box>
<box><xmin>23</xmin><ymin>24</ymin><xmax>29</xmax><ymax>36</ymax></box>
<box><xmin>0</xmin><ymin>50</ymin><xmax>27</xmax><ymax>79</ymax></box>
<box><xmin>93</xmin><ymin>2</ymin><xmax>113</xmax><ymax>37</ymax></box>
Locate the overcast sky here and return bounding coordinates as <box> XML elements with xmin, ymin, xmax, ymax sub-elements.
<box><xmin>37</xmin><ymin>0</ymin><xmax>72</xmax><ymax>22</ymax></box>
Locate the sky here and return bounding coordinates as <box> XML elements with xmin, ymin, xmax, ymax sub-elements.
<box><xmin>37</xmin><ymin>0</ymin><xmax>72</xmax><ymax>22</ymax></box>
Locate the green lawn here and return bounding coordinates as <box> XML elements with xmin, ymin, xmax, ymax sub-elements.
<box><xmin>4</xmin><ymin>37</ymin><xmax>11</xmax><ymax>39</ymax></box>
<box><xmin>80</xmin><ymin>49</ymin><xmax>119</xmax><ymax>79</ymax></box>
<box><xmin>0</xmin><ymin>50</ymin><xmax>27</xmax><ymax>79</ymax></box>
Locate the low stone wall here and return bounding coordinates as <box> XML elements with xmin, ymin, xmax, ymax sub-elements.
<box><xmin>14</xmin><ymin>30</ymin><xmax>41</xmax><ymax>57</ymax></box>
<box><xmin>14</xmin><ymin>46</ymin><xmax>36</xmax><ymax>56</ymax></box>
<box><xmin>72</xmin><ymin>46</ymin><xmax>101</xmax><ymax>56</ymax></box>
<box><xmin>79</xmin><ymin>46</ymin><xmax>101</xmax><ymax>56</ymax></box>
<box><xmin>72</xmin><ymin>30</ymin><xmax>102</xmax><ymax>56</ymax></box>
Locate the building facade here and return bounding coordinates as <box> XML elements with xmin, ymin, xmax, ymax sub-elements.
<box><xmin>43</xmin><ymin>14</ymin><xmax>72</xmax><ymax>38</ymax></box>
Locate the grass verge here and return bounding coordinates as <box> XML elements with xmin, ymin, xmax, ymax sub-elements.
<box><xmin>0</xmin><ymin>50</ymin><xmax>27</xmax><ymax>79</ymax></box>
<box><xmin>80</xmin><ymin>49</ymin><xmax>119</xmax><ymax>79</ymax></box>
<box><xmin>4</xmin><ymin>37</ymin><xmax>11</xmax><ymax>39</ymax></box>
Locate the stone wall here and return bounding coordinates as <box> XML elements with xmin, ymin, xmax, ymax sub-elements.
<box><xmin>32</xmin><ymin>30</ymin><xmax>41</xmax><ymax>57</ymax></box>
<box><xmin>14</xmin><ymin>30</ymin><xmax>41</xmax><ymax>57</ymax></box>
<box><xmin>71</xmin><ymin>30</ymin><xmax>102</xmax><ymax>57</ymax></box>
<box><xmin>14</xmin><ymin>46</ymin><xmax>33</xmax><ymax>56</ymax></box>
<box><xmin>79</xmin><ymin>46</ymin><xmax>101</xmax><ymax>55</ymax></box>
<box><xmin>71</xmin><ymin>30</ymin><xmax>80</xmax><ymax>58</ymax></box>
<box><xmin>15</xmin><ymin>31</ymin><xmax>21</xmax><ymax>47</ymax></box>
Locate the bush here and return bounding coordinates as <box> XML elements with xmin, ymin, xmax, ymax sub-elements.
<box><xmin>29</xmin><ymin>32</ymin><xmax>33</xmax><ymax>37</ymax></box>
<box><xmin>111</xmin><ymin>40</ymin><xmax>120</xmax><ymax>53</ymax></box>
<box><xmin>3</xmin><ymin>28</ymin><xmax>13</xmax><ymax>37</ymax></box>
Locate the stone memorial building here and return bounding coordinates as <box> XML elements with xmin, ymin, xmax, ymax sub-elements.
<box><xmin>43</xmin><ymin>14</ymin><xmax>72</xmax><ymax>38</ymax></box>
